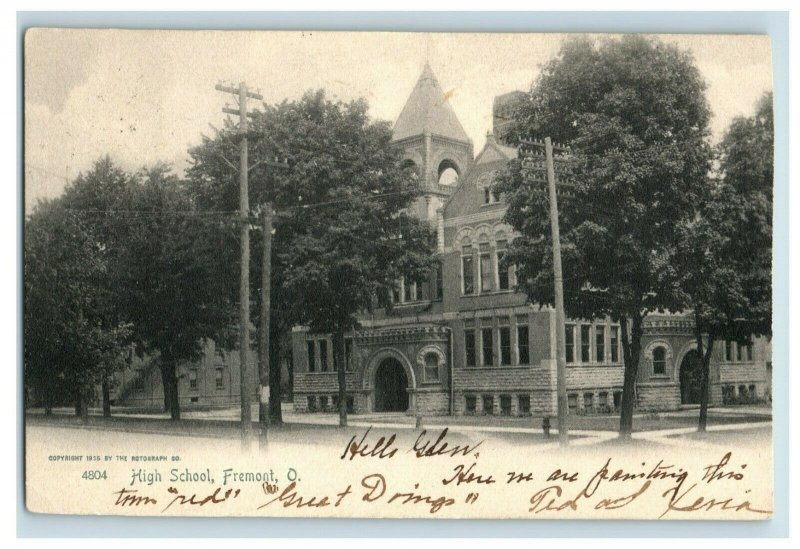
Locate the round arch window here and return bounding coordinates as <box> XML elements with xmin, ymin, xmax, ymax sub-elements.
<box><xmin>438</xmin><ymin>159</ymin><xmax>460</xmax><ymax>186</ymax></box>
<box><xmin>424</xmin><ymin>352</ymin><xmax>440</xmax><ymax>381</ymax></box>
<box><xmin>652</xmin><ymin>347</ymin><xmax>667</xmax><ymax>376</ymax></box>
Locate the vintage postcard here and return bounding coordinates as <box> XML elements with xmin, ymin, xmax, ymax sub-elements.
<box><xmin>23</xmin><ymin>30</ymin><xmax>774</xmax><ymax>519</ymax></box>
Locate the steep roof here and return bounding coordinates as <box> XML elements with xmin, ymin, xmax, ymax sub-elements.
<box><xmin>392</xmin><ymin>63</ymin><xmax>470</xmax><ymax>144</ymax></box>
<box><xmin>442</xmin><ymin>133</ymin><xmax>517</xmax><ymax>217</ymax></box>
<box><xmin>475</xmin><ymin>133</ymin><xmax>518</xmax><ymax>165</ymax></box>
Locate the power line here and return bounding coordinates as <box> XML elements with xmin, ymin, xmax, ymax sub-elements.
<box><xmin>277</xmin><ymin>188</ymin><xmax>418</xmax><ymax>214</ymax></box>
<box><xmin>64</xmin><ymin>208</ymin><xmax>238</xmax><ymax>217</ymax></box>
<box><xmin>26</xmin><ymin>164</ymin><xmax>70</xmax><ymax>182</ymax></box>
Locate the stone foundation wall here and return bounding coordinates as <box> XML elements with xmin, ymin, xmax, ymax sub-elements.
<box><xmin>636</xmin><ymin>382</ymin><xmax>681</xmax><ymax>412</ymax></box>
<box><xmin>293</xmin><ymin>372</ymin><xmax>365</xmax><ymax>413</ymax></box>
<box><xmin>451</xmin><ymin>362</ymin><xmax>555</xmax><ymax>417</ymax></box>
<box><xmin>453</xmin><ymin>389</ymin><xmax>556</xmax><ymax>417</ymax></box>
<box><xmin>414</xmin><ymin>390</ymin><xmax>450</xmax><ymax>415</ymax></box>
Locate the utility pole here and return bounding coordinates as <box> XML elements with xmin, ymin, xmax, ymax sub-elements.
<box><xmin>259</xmin><ymin>202</ymin><xmax>273</xmax><ymax>449</ymax></box>
<box><xmin>216</xmin><ymin>81</ymin><xmax>263</xmax><ymax>450</ymax></box>
<box><xmin>519</xmin><ymin>137</ymin><xmax>572</xmax><ymax>446</ymax></box>
<box><xmin>544</xmin><ymin>137</ymin><xmax>569</xmax><ymax>447</ymax></box>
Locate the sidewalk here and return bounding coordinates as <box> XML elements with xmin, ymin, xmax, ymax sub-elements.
<box><xmin>26</xmin><ymin>402</ymin><xmax>771</xmax><ymax>448</ymax></box>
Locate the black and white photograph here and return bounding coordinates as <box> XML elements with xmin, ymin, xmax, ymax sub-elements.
<box><xmin>22</xmin><ymin>29</ymin><xmax>776</xmax><ymax>520</ymax></box>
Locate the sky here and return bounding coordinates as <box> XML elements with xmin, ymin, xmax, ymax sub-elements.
<box><xmin>23</xmin><ymin>30</ymin><xmax>773</xmax><ymax>212</ymax></box>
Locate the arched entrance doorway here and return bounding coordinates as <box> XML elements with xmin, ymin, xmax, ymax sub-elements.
<box><xmin>374</xmin><ymin>357</ymin><xmax>409</xmax><ymax>412</ymax></box>
<box><xmin>679</xmin><ymin>349</ymin><xmax>704</xmax><ymax>404</ymax></box>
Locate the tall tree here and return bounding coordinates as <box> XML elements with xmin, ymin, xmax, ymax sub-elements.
<box><xmin>187</xmin><ymin>89</ymin><xmax>435</xmax><ymax>427</ymax></box>
<box><xmin>115</xmin><ymin>165</ymin><xmax>237</xmax><ymax>419</ymax></box>
<box><xmin>24</xmin><ymin>195</ymin><xmax>131</xmax><ymax>418</ymax></box>
<box><xmin>497</xmin><ymin>35</ymin><xmax>713</xmax><ymax>436</ymax></box>
<box><xmin>276</xmin><ymin>91</ymin><xmax>435</xmax><ymax>427</ymax></box>
<box><xmin>58</xmin><ymin>156</ymin><xmax>138</xmax><ymax>416</ymax></box>
<box><xmin>673</xmin><ymin>92</ymin><xmax>773</xmax><ymax>431</ymax></box>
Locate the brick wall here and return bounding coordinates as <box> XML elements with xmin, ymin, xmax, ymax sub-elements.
<box><xmin>294</xmin><ymin>372</ymin><xmax>362</xmax><ymax>393</ymax></box>
<box><xmin>565</xmin><ymin>364</ymin><xmax>624</xmax><ymax>390</ymax></box>
<box><xmin>720</xmin><ymin>361</ymin><xmax>767</xmax><ymax>384</ymax></box>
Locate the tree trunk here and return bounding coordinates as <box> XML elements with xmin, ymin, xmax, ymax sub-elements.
<box><xmin>268</xmin><ymin>326</ymin><xmax>283</xmax><ymax>425</ymax></box>
<box><xmin>288</xmin><ymin>353</ymin><xmax>294</xmax><ymax>400</ymax></box>
<box><xmin>333</xmin><ymin>328</ymin><xmax>348</xmax><ymax>428</ymax></box>
<box><xmin>74</xmin><ymin>388</ymin><xmax>82</xmax><ymax>417</ymax></box>
<box><xmin>697</xmin><ymin>327</ymin><xmax>715</xmax><ymax>433</ymax></box>
<box><xmin>80</xmin><ymin>386</ymin><xmax>89</xmax><ymax>424</ymax></box>
<box><xmin>102</xmin><ymin>378</ymin><xmax>112</xmax><ymax>418</ymax></box>
<box><xmin>159</xmin><ymin>361</ymin><xmax>171</xmax><ymax>413</ymax></box>
<box><xmin>160</xmin><ymin>358</ymin><xmax>180</xmax><ymax>420</ymax></box>
<box><xmin>618</xmin><ymin>313</ymin><xmax>644</xmax><ymax>438</ymax></box>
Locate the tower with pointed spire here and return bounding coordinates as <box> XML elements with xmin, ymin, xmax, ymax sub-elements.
<box><xmin>391</xmin><ymin>63</ymin><xmax>474</xmax><ymax>221</ymax></box>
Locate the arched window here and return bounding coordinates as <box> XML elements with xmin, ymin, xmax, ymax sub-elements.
<box><xmin>424</xmin><ymin>352</ymin><xmax>440</xmax><ymax>381</ymax></box>
<box><xmin>460</xmin><ymin>236</ymin><xmax>474</xmax><ymax>295</ymax></box>
<box><xmin>438</xmin><ymin>159</ymin><xmax>460</xmax><ymax>186</ymax></box>
<box><xmin>652</xmin><ymin>347</ymin><xmax>667</xmax><ymax>375</ymax></box>
<box><xmin>478</xmin><ymin>233</ymin><xmax>492</xmax><ymax>293</ymax></box>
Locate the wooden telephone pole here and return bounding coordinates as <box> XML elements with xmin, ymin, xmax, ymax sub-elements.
<box><xmin>258</xmin><ymin>202</ymin><xmax>273</xmax><ymax>448</ymax></box>
<box><xmin>216</xmin><ymin>81</ymin><xmax>263</xmax><ymax>449</ymax></box>
<box><xmin>520</xmin><ymin>137</ymin><xmax>573</xmax><ymax>446</ymax></box>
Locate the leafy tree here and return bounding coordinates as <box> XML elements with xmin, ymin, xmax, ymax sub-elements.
<box><xmin>673</xmin><ymin>92</ymin><xmax>773</xmax><ymax>431</ymax></box>
<box><xmin>26</xmin><ymin>156</ymin><xmax>237</xmax><ymax>421</ymax></box>
<box><xmin>497</xmin><ymin>35</ymin><xmax>713</xmax><ymax>436</ymax></box>
<box><xmin>57</xmin><ymin>156</ymin><xmax>138</xmax><ymax>416</ymax></box>
<box><xmin>114</xmin><ymin>165</ymin><xmax>237</xmax><ymax>420</ymax></box>
<box><xmin>24</xmin><ymin>196</ymin><xmax>131</xmax><ymax>419</ymax></box>
<box><xmin>187</xmin><ymin>90</ymin><xmax>435</xmax><ymax>427</ymax></box>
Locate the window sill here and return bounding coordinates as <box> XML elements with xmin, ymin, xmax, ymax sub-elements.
<box><xmin>392</xmin><ymin>299</ymin><xmax>439</xmax><ymax>308</ymax></box>
<box><xmin>460</xmin><ymin>290</ymin><xmax>515</xmax><ymax>298</ymax></box>
<box><xmin>461</xmin><ymin>365</ymin><xmax>531</xmax><ymax>371</ymax></box>
<box><xmin>566</xmin><ymin>362</ymin><xmax>623</xmax><ymax>367</ymax></box>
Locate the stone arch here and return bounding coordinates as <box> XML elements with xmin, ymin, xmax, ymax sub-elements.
<box><xmin>416</xmin><ymin>344</ymin><xmax>446</xmax><ymax>367</ymax></box>
<box><xmin>642</xmin><ymin>339</ymin><xmax>675</xmax><ymax>378</ymax></box>
<box><xmin>679</xmin><ymin>348</ymin><xmax>704</xmax><ymax>405</ymax></box>
<box><xmin>473</xmin><ymin>223</ymin><xmax>493</xmax><ymax>243</ymax></box>
<box><xmin>417</xmin><ymin>344</ymin><xmax>446</xmax><ymax>383</ymax></box>
<box><xmin>437</xmin><ymin>158</ymin><xmax>461</xmax><ymax>186</ymax></box>
<box><xmin>675</xmin><ymin>340</ymin><xmax>698</xmax><ymax>371</ymax></box>
<box><xmin>363</xmin><ymin>347</ymin><xmax>417</xmax><ymax>413</ymax></box>
<box><xmin>455</xmin><ymin>227</ymin><xmax>474</xmax><ymax>246</ymax></box>
<box><xmin>493</xmin><ymin>221</ymin><xmax>513</xmax><ymax>238</ymax></box>
<box><xmin>363</xmin><ymin>347</ymin><xmax>417</xmax><ymax>391</ymax></box>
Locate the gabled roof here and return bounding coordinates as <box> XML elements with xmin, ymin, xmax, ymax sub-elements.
<box><xmin>392</xmin><ymin>63</ymin><xmax>470</xmax><ymax>144</ymax></box>
<box><xmin>441</xmin><ymin>133</ymin><xmax>516</xmax><ymax>216</ymax></box>
<box><xmin>474</xmin><ymin>133</ymin><xmax>517</xmax><ymax>165</ymax></box>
